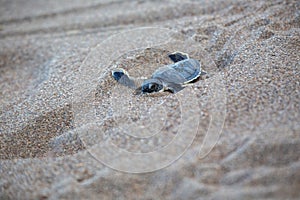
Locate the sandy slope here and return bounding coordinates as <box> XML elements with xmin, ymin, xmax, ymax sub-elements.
<box><xmin>0</xmin><ymin>0</ymin><xmax>299</xmax><ymax>199</ymax></box>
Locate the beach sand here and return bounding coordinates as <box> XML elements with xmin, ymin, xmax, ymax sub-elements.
<box><xmin>1</xmin><ymin>0</ymin><xmax>299</xmax><ymax>199</ymax></box>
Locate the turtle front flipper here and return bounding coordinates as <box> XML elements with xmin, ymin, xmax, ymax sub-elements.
<box><xmin>166</xmin><ymin>82</ymin><xmax>184</xmax><ymax>93</ymax></box>
<box><xmin>168</xmin><ymin>51</ymin><xmax>189</xmax><ymax>63</ymax></box>
<box><xmin>112</xmin><ymin>68</ymin><xmax>136</xmax><ymax>89</ymax></box>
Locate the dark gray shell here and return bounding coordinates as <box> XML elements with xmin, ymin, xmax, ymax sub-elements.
<box><xmin>151</xmin><ymin>58</ymin><xmax>201</xmax><ymax>85</ymax></box>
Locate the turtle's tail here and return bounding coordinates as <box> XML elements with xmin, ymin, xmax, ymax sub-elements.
<box><xmin>112</xmin><ymin>68</ymin><xmax>136</xmax><ymax>89</ymax></box>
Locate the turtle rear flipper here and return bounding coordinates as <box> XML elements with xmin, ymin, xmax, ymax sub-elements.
<box><xmin>200</xmin><ymin>70</ymin><xmax>207</xmax><ymax>76</ymax></box>
<box><xmin>168</xmin><ymin>51</ymin><xmax>189</xmax><ymax>63</ymax></box>
<box><xmin>112</xmin><ymin>68</ymin><xmax>136</xmax><ymax>89</ymax></box>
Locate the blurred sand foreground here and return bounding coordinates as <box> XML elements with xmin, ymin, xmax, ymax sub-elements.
<box><xmin>0</xmin><ymin>0</ymin><xmax>299</xmax><ymax>199</ymax></box>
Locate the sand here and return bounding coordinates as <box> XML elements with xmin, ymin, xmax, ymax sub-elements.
<box><xmin>0</xmin><ymin>0</ymin><xmax>299</xmax><ymax>199</ymax></box>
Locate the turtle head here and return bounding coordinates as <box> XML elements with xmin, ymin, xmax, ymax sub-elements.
<box><xmin>141</xmin><ymin>79</ymin><xmax>164</xmax><ymax>93</ymax></box>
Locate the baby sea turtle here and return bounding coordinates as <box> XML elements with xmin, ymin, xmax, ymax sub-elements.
<box><xmin>112</xmin><ymin>52</ymin><xmax>206</xmax><ymax>94</ymax></box>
